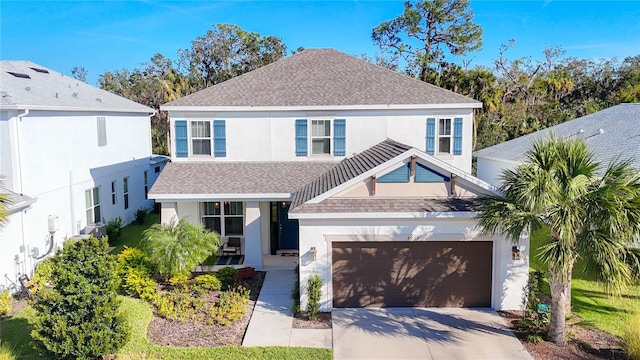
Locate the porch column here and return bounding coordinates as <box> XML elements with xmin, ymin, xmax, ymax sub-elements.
<box><xmin>244</xmin><ymin>201</ymin><xmax>263</xmax><ymax>269</ymax></box>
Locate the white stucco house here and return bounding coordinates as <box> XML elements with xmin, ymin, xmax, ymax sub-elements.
<box><xmin>150</xmin><ymin>49</ymin><xmax>529</xmax><ymax>311</ymax></box>
<box><xmin>474</xmin><ymin>103</ymin><xmax>640</xmax><ymax>187</ymax></box>
<box><xmin>0</xmin><ymin>61</ymin><xmax>169</xmax><ymax>292</ymax></box>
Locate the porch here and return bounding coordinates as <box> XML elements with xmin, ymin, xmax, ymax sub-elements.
<box><xmin>194</xmin><ymin>254</ymin><xmax>299</xmax><ymax>272</ymax></box>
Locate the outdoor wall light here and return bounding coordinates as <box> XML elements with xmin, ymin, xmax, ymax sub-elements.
<box><xmin>512</xmin><ymin>246</ymin><xmax>521</xmax><ymax>261</ymax></box>
<box><xmin>310</xmin><ymin>246</ymin><xmax>317</xmax><ymax>261</ymax></box>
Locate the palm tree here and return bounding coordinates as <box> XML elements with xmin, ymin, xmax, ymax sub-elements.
<box><xmin>140</xmin><ymin>217</ymin><xmax>220</xmax><ymax>280</ymax></box>
<box><xmin>476</xmin><ymin>135</ymin><xmax>640</xmax><ymax>345</ymax></box>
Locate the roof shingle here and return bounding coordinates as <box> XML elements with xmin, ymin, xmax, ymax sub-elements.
<box><xmin>291</xmin><ymin>197</ymin><xmax>476</xmax><ymax>214</ymax></box>
<box><xmin>163</xmin><ymin>49</ymin><xmax>481</xmax><ymax>108</ymax></box>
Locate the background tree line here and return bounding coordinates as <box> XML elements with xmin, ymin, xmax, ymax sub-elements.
<box><xmin>92</xmin><ymin>0</ymin><xmax>640</xmax><ymax>156</ymax></box>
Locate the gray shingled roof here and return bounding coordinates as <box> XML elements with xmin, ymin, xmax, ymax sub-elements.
<box><xmin>291</xmin><ymin>198</ymin><xmax>476</xmax><ymax>214</ymax></box>
<box><xmin>3</xmin><ymin>190</ymin><xmax>36</xmax><ymax>214</ymax></box>
<box><xmin>163</xmin><ymin>49</ymin><xmax>481</xmax><ymax>108</ymax></box>
<box><xmin>474</xmin><ymin>103</ymin><xmax>640</xmax><ymax>167</ymax></box>
<box><xmin>290</xmin><ymin>139</ymin><xmax>412</xmax><ymax>210</ymax></box>
<box><xmin>0</xmin><ymin>61</ymin><xmax>153</xmax><ymax>112</ymax></box>
<box><xmin>148</xmin><ymin>161</ymin><xmax>338</xmax><ymax>196</ymax></box>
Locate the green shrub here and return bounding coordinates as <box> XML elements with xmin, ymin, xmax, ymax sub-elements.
<box><xmin>516</xmin><ymin>270</ymin><xmax>549</xmax><ymax>336</ymax></box>
<box><xmin>306</xmin><ymin>274</ymin><xmax>322</xmax><ymax>320</ymax></box>
<box><xmin>30</xmin><ymin>236</ymin><xmax>130</xmax><ymax>359</ymax></box>
<box><xmin>623</xmin><ymin>312</ymin><xmax>640</xmax><ymax>360</ymax></box>
<box><xmin>0</xmin><ymin>289</ymin><xmax>12</xmax><ymax>316</ymax></box>
<box><xmin>141</xmin><ymin>219</ymin><xmax>219</xmax><ymax>280</ymax></box>
<box><xmin>106</xmin><ymin>217</ymin><xmax>124</xmax><ymax>244</ymax></box>
<box><xmin>123</xmin><ymin>267</ymin><xmax>158</xmax><ymax>301</ymax></box>
<box><xmin>28</xmin><ymin>257</ymin><xmax>55</xmax><ymax>294</ymax></box>
<box><xmin>217</xmin><ymin>267</ymin><xmax>238</xmax><ymax>290</ymax></box>
<box><xmin>291</xmin><ymin>264</ymin><xmax>300</xmax><ymax>313</ymax></box>
<box><xmin>194</xmin><ymin>274</ymin><xmax>221</xmax><ymax>291</ymax></box>
<box><xmin>154</xmin><ymin>289</ymin><xmax>206</xmax><ymax>323</ymax></box>
<box><xmin>209</xmin><ymin>285</ymin><xmax>250</xmax><ymax>326</ymax></box>
<box><xmin>134</xmin><ymin>208</ymin><xmax>147</xmax><ymax>225</ymax></box>
<box><xmin>116</xmin><ymin>246</ymin><xmax>154</xmax><ymax>278</ymax></box>
<box><xmin>168</xmin><ymin>274</ymin><xmax>190</xmax><ymax>290</ymax></box>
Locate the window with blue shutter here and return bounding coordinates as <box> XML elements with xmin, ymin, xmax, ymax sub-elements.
<box><xmin>213</xmin><ymin>120</ymin><xmax>226</xmax><ymax>157</ymax></box>
<box><xmin>415</xmin><ymin>163</ymin><xmax>450</xmax><ymax>183</ymax></box>
<box><xmin>333</xmin><ymin>119</ymin><xmax>346</xmax><ymax>156</ymax></box>
<box><xmin>175</xmin><ymin>120</ymin><xmax>188</xmax><ymax>158</ymax></box>
<box><xmin>295</xmin><ymin>119</ymin><xmax>308</xmax><ymax>156</ymax></box>
<box><xmin>453</xmin><ymin>117</ymin><xmax>463</xmax><ymax>155</ymax></box>
<box><xmin>426</xmin><ymin>118</ymin><xmax>435</xmax><ymax>155</ymax></box>
<box><xmin>377</xmin><ymin>163</ymin><xmax>410</xmax><ymax>183</ymax></box>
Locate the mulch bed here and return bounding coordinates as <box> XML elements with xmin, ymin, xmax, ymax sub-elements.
<box><xmin>292</xmin><ymin>312</ymin><xmax>332</xmax><ymax>329</ymax></box>
<box><xmin>499</xmin><ymin>311</ymin><xmax>627</xmax><ymax>360</ymax></box>
<box><xmin>147</xmin><ymin>271</ymin><xmax>265</xmax><ymax>347</ymax></box>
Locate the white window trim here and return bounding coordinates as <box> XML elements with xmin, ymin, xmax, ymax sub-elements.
<box><xmin>85</xmin><ymin>187</ymin><xmax>101</xmax><ymax>225</ymax></box>
<box><xmin>437</xmin><ymin>118</ymin><xmax>453</xmax><ymax>155</ymax></box>
<box><xmin>201</xmin><ymin>201</ymin><xmax>245</xmax><ymax>236</ymax></box>
<box><xmin>190</xmin><ymin>120</ymin><xmax>212</xmax><ymax>156</ymax></box>
<box><xmin>310</xmin><ymin>119</ymin><xmax>332</xmax><ymax>156</ymax></box>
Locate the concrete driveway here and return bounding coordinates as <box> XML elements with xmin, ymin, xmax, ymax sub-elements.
<box><xmin>332</xmin><ymin>308</ymin><xmax>532</xmax><ymax>360</ymax></box>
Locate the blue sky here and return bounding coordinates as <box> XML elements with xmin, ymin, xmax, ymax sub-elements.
<box><xmin>1</xmin><ymin>1</ymin><xmax>639</xmax><ymax>86</ymax></box>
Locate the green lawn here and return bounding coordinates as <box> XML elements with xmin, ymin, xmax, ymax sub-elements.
<box><xmin>0</xmin><ymin>297</ymin><xmax>331</xmax><ymax>360</ymax></box>
<box><xmin>110</xmin><ymin>213</ymin><xmax>160</xmax><ymax>254</ymax></box>
<box><xmin>529</xmin><ymin>227</ymin><xmax>640</xmax><ymax>337</ymax></box>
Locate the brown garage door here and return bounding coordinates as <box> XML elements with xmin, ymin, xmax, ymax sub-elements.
<box><xmin>332</xmin><ymin>241</ymin><xmax>492</xmax><ymax>308</ymax></box>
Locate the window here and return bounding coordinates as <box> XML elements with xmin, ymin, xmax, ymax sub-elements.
<box><xmin>123</xmin><ymin>177</ymin><xmax>129</xmax><ymax>210</ymax></box>
<box><xmin>111</xmin><ymin>181</ymin><xmax>116</xmax><ymax>205</ymax></box>
<box><xmin>85</xmin><ymin>187</ymin><xmax>101</xmax><ymax>225</ymax></box>
<box><xmin>311</xmin><ymin>120</ymin><xmax>331</xmax><ymax>155</ymax></box>
<box><xmin>154</xmin><ymin>166</ymin><xmax>160</xmax><ymax>173</ymax></box>
<box><xmin>97</xmin><ymin>117</ymin><xmax>107</xmax><ymax>146</ymax></box>
<box><xmin>191</xmin><ymin>121</ymin><xmax>211</xmax><ymax>155</ymax></box>
<box><xmin>144</xmin><ymin>171</ymin><xmax>148</xmax><ymax>199</ymax></box>
<box><xmin>201</xmin><ymin>201</ymin><xmax>244</xmax><ymax>236</ymax></box>
<box><xmin>438</xmin><ymin>118</ymin><xmax>452</xmax><ymax>154</ymax></box>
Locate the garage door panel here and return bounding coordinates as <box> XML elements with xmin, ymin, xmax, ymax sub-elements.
<box><xmin>332</xmin><ymin>241</ymin><xmax>492</xmax><ymax>308</ymax></box>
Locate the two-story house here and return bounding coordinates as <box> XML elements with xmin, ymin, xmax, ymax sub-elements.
<box><xmin>0</xmin><ymin>61</ymin><xmax>169</xmax><ymax>291</ymax></box>
<box><xmin>151</xmin><ymin>49</ymin><xmax>529</xmax><ymax>312</ymax></box>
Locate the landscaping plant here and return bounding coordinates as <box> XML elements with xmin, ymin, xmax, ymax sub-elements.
<box><xmin>0</xmin><ymin>289</ymin><xmax>11</xmax><ymax>316</ymax></box>
<box><xmin>194</xmin><ymin>274</ymin><xmax>221</xmax><ymax>291</ymax></box>
<box><xmin>476</xmin><ymin>135</ymin><xmax>640</xmax><ymax>345</ymax></box>
<box><xmin>106</xmin><ymin>216</ymin><xmax>124</xmax><ymax>244</ymax></box>
<box><xmin>515</xmin><ymin>270</ymin><xmax>549</xmax><ymax>341</ymax></box>
<box><xmin>134</xmin><ymin>207</ymin><xmax>147</xmax><ymax>225</ymax></box>
<box><xmin>30</xmin><ymin>236</ymin><xmax>130</xmax><ymax>359</ymax></box>
<box><xmin>209</xmin><ymin>285</ymin><xmax>250</xmax><ymax>326</ymax></box>
<box><xmin>623</xmin><ymin>312</ymin><xmax>640</xmax><ymax>360</ymax></box>
<box><xmin>27</xmin><ymin>257</ymin><xmax>54</xmax><ymax>294</ymax></box>
<box><xmin>141</xmin><ymin>218</ymin><xmax>219</xmax><ymax>280</ymax></box>
<box><xmin>216</xmin><ymin>267</ymin><xmax>238</xmax><ymax>290</ymax></box>
<box><xmin>291</xmin><ymin>265</ymin><xmax>300</xmax><ymax>313</ymax></box>
<box><xmin>306</xmin><ymin>274</ymin><xmax>322</xmax><ymax>320</ymax></box>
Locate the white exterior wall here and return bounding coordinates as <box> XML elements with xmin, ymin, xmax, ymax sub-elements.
<box><xmin>297</xmin><ymin>217</ymin><xmax>529</xmax><ymax>312</ymax></box>
<box><xmin>0</xmin><ymin>109</ymin><xmax>154</xmax><ymax>290</ymax></box>
<box><xmin>476</xmin><ymin>157</ymin><xmax>520</xmax><ymax>187</ymax></box>
<box><xmin>169</xmin><ymin>109</ymin><xmax>475</xmax><ymax>173</ymax></box>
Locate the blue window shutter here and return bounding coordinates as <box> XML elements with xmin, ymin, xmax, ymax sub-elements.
<box><xmin>426</xmin><ymin>118</ymin><xmax>435</xmax><ymax>155</ymax></box>
<box><xmin>213</xmin><ymin>120</ymin><xmax>226</xmax><ymax>157</ymax></box>
<box><xmin>415</xmin><ymin>163</ymin><xmax>450</xmax><ymax>183</ymax></box>
<box><xmin>377</xmin><ymin>163</ymin><xmax>410</xmax><ymax>183</ymax></box>
<box><xmin>295</xmin><ymin>119</ymin><xmax>307</xmax><ymax>156</ymax></box>
<box><xmin>453</xmin><ymin>117</ymin><xmax>463</xmax><ymax>155</ymax></box>
<box><xmin>175</xmin><ymin>120</ymin><xmax>188</xmax><ymax>158</ymax></box>
<box><xmin>333</xmin><ymin>119</ymin><xmax>346</xmax><ymax>156</ymax></box>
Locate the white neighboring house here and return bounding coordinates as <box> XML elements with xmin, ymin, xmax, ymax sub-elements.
<box><xmin>0</xmin><ymin>61</ymin><xmax>169</xmax><ymax>292</ymax></box>
<box><xmin>474</xmin><ymin>103</ymin><xmax>640</xmax><ymax>186</ymax></box>
<box><xmin>151</xmin><ymin>49</ymin><xmax>530</xmax><ymax>311</ymax></box>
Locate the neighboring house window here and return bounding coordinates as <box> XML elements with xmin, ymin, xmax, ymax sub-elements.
<box><xmin>111</xmin><ymin>180</ymin><xmax>116</xmax><ymax>205</ymax></box>
<box><xmin>191</xmin><ymin>121</ymin><xmax>211</xmax><ymax>155</ymax></box>
<box><xmin>201</xmin><ymin>201</ymin><xmax>244</xmax><ymax>236</ymax></box>
<box><xmin>97</xmin><ymin>117</ymin><xmax>107</xmax><ymax>146</ymax></box>
<box><xmin>427</xmin><ymin>117</ymin><xmax>463</xmax><ymax>156</ymax></box>
<box><xmin>311</xmin><ymin>120</ymin><xmax>331</xmax><ymax>155</ymax></box>
<box><xmin>154</xmin><ymin>166</ymin><xmax>160</xmax><ymax>173</ymax></box>
<box><xmin>85</xmin><ymin>187</ymin><xmax>101</xmax><ymax>225</ymax></box>
<box><xmin>438</xmin><ymin>118</ymin><xmax>452</xmax><ymax>154</ymax></box>
<box><xmin>144</xmin><ymin>171</ymin><xmax>148</xmax><ymax>199</ymax></box>
<box><xmin>123</xmin><ymin>177</ymin><xmax>129</xmax><ymax>210</ymax></box>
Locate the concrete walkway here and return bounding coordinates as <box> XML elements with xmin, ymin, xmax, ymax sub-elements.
<box><xmin>242</xmin><ymin>270</ymin><xmax>332</xmax><ymax>348</ymax></box>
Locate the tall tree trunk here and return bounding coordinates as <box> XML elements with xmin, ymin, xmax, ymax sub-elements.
<box><xmin>566</xmin><ymin>262</ymin><xmax>573</xmax><ymax>314</ymax></box>
<box><xmin>548</xmin><ymin>269</ymin><xmax>570</xmax><ymax>345</ymax></box>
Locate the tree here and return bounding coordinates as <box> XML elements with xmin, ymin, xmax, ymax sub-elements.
<box><xmin>372</xmin><ymin>0</ymin><xmax>482</xmax><ymax>82</ymax></box>
<box><xmin>71</xmin><ymin>66</ymin><xmax>88</xmax><ymax>83</ymax></box>
<box><xmin>31</xmin><ymin>236</ymin><xmax>130</xmax><ymax>359</ymax></box>
<box><xmin>475</xmin><ymin>135</ymin><xmax>640</xmax><ymax>344</ymax></box>
<box><xmin>179</xmin><ymin>24</ymin><xmax>286</xmax><ymax>88</ymax></box>
<box><xmin>141</xmin><ymin>218</ymin><xmax>219</xmax><ymax>280</ymax></box>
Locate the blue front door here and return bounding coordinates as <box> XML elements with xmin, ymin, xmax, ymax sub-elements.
<box><xmin>278</xmin><ymin>202</ymin><xmax>299</xmax><ymax>250</ymax></box>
